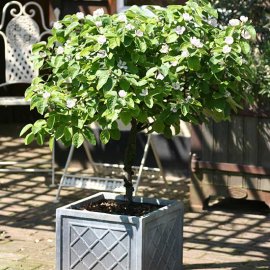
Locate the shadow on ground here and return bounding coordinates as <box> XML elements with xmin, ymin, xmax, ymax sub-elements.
<box><xmin>0</xmin><ymin>124</ymin><xmax>270</xmax><ymax>270</ymax></box>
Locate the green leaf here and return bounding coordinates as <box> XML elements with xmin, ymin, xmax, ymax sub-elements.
<box><xmin>245</xmin><ymin>25</ymin><xmax>256</xmax><ymax>40</ymax></box>
<box><xmin>119</xmin><ymin>78</ymin><xmax>130</xmax><ymax>91</ymax></box>
<box><xmin>103</xmin><ymin>78</ymin><xmax>115</xmax><ymax>92</ymax></box>
<box><xmin>47</xmin><ymin>115</ymin><xmax>56</xmax><ymax>129</ymax></box>
<box><xmin>136</xmin><ymin>39</ymin><xmax>147</xmax><ymax>52</ymax></box>
<box><xmin>166</xmin><ymin>33</ymin><xmax>178</xmax><ymax>43</ymax></box>
<box><xmin>20</xmin><ymin>124</ymin><xmax>33</xmax><ymax>136</ymax></box>
<box><xmin>146</xmin><ymin>67</ymin><xmax>158</xmax><ymax>77</ymax></box>
<box><xmin>97</xmin><ymin>70</ymin><xmax>110</xmax><ymax>90</ymax></box>
<box><xmin>160</xmin><ymin>64</ymin><xmax>169</xmax><ymax>76</ymax></box>
<box><xmin>100</xmin><ymin>130</ymin><xmax>110</xmax><ymax>144</ymax></box>
<box><xmin>152</xmin><ymin>120</ymin><xmax>164</xmax><ymax>133</ymax></box>
<box><xmin>188</xmin><ymin>56</ymin><xmax>201</xmax><ymax>71</ymax></box>
<box><xmin>124</xmin><ymin>36</ymin><xmax>133</xmax><ymax>47</ymax></box>
<box><xmin>36</xmin><ymin>100</ymin><xmax>47</xmax><ymax>115</ymax></box>
<box><xmin>110</xmin><ymin>129</ymin><xmax>121</xmax><ymax>140</ymax></box>
<box><xmin>49</xmin><ymin>137</ymin><xmax>54</xmax><ymax>151</ymax></box>
<box><xmin>32</xmin><ymin>120</ymin><xmax>46</xmax><ymax>134</ymax></box>
<box><xmin>173</xmin><ymin>122</ymin><xmax>181</xmax><ymax>135</ymax></box>
<box><xmin>32</xmin><ymin>42</ymin><xmax>46</xmax><ymax>53</ymax></box>
<box><xmin>64</xmin><ymin>127</ymin><xmax>73</xmax><ymax>141</ymax></box>
<box><xmin>68</xmin><ymin>63</ymin><xmax>80</xmax><ymax>79</ymax></box>
<box><xmin>131</xmin><ymin>53</ymin><xmax>140</xmax><ymax>63</ymax></box>
<box><xmin>65</xmin><ymin>21</ymin><xmax>80</xmax><ymax>36</ymax></box>
<box><xmin>144</xmin><ymin>96</ymin><xmax>154</xmax><ymax>108</ymax></box>
<box><xmin>163</xmin><ymin>126</ymin><xmax>172</xmax><ymax>139</ymax></box>
<box><xmin>83</xmin><ymin>128</ymin><xmax>96</xmax><ymax>145</ymax></box>
<box><xmin>181</xmin><ymin>104</ymin><xmax>189</xmax><ymax>116</ymax></box>
<box><xmin>72</xmin><ymin>132</ymin><xmax>84</xmax><ymax>148</ymax></box>
<box><xmin>120</xmin><ymin>111</ymin><xmax>132</xmax><ymax>125</ymax></box>
<box><xmin>25</xmin><ymin>133</ymin><xmax>35</xmax><ymax>145</ymax></box>
<box><xmin>56</xmin><ymin>30</ymin><xmax>65</xmax><ymax>43</ymax></box>
<box><xmin>240</xmin><ymin>41</ymin><xmax>250</xmax><ymax>54</ymax></box>
<box><xmin>55</xmin><ymin>126</ymin><xmax>65</xmax><ymax>140</ymax></box>
<box><xmin>204</xmin><ymin>4</ymin><xmax>218</xmax><ymax>18</ymax></box>
<box><xmin>36</xmin><ymin>133</ymin><xmax>44</xmax><ymax>145</ymax></box>
<box><xmin>109</xmin><ymin>37</ymin><xmax>121</xmax><ymax>49</ymax></box>
<box><xmin>52</xmin><ymin>55</ymin><xmax>65</xmax><ymax>69</ymax></box>
<box><xmin>137</xmin><ymin>80</ymin><xmax>148</xmax><ymax>87</ymax></box>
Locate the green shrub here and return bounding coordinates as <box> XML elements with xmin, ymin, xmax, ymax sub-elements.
<box><xmin>21</xmin><ymin>0</ymin><xmax>256</xmax><ymax>200</ymax></box>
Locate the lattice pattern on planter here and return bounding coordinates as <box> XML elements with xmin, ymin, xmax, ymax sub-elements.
<box><xmin>145</xmin><ymin>216</ymin><xmax>180</xmax><ymax>270</ymax></box>
<box><xmin>69</xmin><ymin>224</ymin><xmax>130</xmax><ymax>270</ymax></box>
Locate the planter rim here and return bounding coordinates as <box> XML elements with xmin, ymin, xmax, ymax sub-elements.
<box><xmin>56</xmin><ymin>192</ymin><xmax>183</xmax><ymax>224</ymax></box>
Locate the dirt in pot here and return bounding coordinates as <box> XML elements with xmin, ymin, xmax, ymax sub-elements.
<box><xmin>72</xmin><ymin>199</ymin><xmax>163</xmax><ymax>216</ymax></box>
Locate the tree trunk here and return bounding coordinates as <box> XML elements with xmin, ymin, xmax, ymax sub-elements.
<box><xmin>123</xmin><ymin>118</ymin><xmax>138</xmax><ymax>203</ymax></box>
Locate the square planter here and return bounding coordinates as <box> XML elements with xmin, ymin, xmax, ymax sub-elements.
<box><xmin>56</xmin><ymin>192</ymin><xmax>184</xmax><ymax>270</ymax></box>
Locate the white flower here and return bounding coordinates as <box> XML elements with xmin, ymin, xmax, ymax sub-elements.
<box><xmin>66</xmin><ymin>55</ymin><xmax>72</xmax><ymax>61</ymax></box>
<box><xmin>224</xmin><ymin>91</ymin><xmax>231</xmax><ymax>97</ymax></box>
<box><xmin>181</xmin><ymin>49</ymin><xmax>189</xmax><ymax>58</ymax></box>
<box><xmin>42</xmin><ymin>91</ymin><xmax>50</xmax><ymax>99</ymax></box>
<box><xmin>126</xmin><ymin>23</ymin><xmax>135</xmax><ymax>30</ymax></box>
<box><xmin>175</xmin><ymin>26</ymin><xmax>185</xmax><ymax>35</ymax></box>
<box><xmin>76</xmin><ymin>12</ymin><xmax>85</xmax><ymax>20</ymax></box>
<box><xmin>240</xmin><ymin>16</ymin><xmax>248</xmax><ymax>23</ymax></box>
<box><xmin>171</xmin><ymin>60</ymin><xmax>178</xmax><ymax>67</ymax></box>
<box><xmin>39</xmin><ymin>51</ymin><xmax>47</xmax><ymax>58</ymax></box>
<box><xmin>190</xmin><ymin>37</ymin><xmax>203</xmax><ymax>48</ymax></box>
<box><xmin>140</xmin><ymin>89</ymin><xmax>148</xmax><ymax>96</ymax></box>
<box><xmin>225</xmin><ymin>36</ymin><xmax>234</xmax><ymax>45</ymax></box>
<box><xmin>66</xmin><ymin>98</ymin><xmax>77</xmax><ymax>108</ymax></box>
<box><xmin>135</xmin><ymin>30</ymin><xmax>144</xmax><ymax>37</ymax></box>
<box><xmin>183</xmin><ymin>13</ymin><xmax>192</xmax><ymax>21</ymax></box>
<box><xmin>185</xmin><ymin>95</ymin><xmax>192</xmax><ymax>102</ymax></box>
<box><xmin>97</xmin><ymin>35</ymin><xmax>107</xmax><ymax>44</ymax></box>
<box><xmin>56</xmin><ymin>46</ymin><xmax>64</xmax><ymax>55</ymax></box>
<box><xmin>229</xmin><ymin>19</ymin><xmax>240</xmax><ymax>26</ymax></box>
<box><xmin>223</xmin><ymin>45</ymin><xmax>232</xmax><ymax>54</ymax></box>
<box><xmin>93</xmin><ymin>8</ymin><xmax>104</xmax><ymax>17</ymax></box>
<box><xmin>160</xmin><ymin>44</ymin><xmax>169</xmax><ymax>54</ymax></box>
<box><xmin>118</xmin><ymin>90</ymin><xmax>127</xmax><ymax>98</ymax></box>
<box><xmin>118</xmin><ymin>13</ymin><xmax>127</xmax><ymax>23</ymax></box>
<box><xmin>65</xmin><ymin>77</ymin><xmax>72</xmax><ymax>84</ymax></box>
<box><xmin>53</xmin><ymin>21</ymin><xmax>63</xmax><ymax>30</ymax></box>
<box><xmin>156</xmin><ymin>72</ymin><xmax>164</xmax><ymax>80</ymax></box>
<box><xmin>95</xmin><ymin>21</ymin><xmax>102</xmax><ymax>27</ymax></box>
<box><xmin>170</xmin><ymin>106</ymin><xmax>177</xmax><ymax>113</ymax></box>
<box><xmin>208</xmin><ymin>18</ymin><xmax>218</xmax><ymax>27</ymax></box>
<box><xmin>172</xmin><ymin>82</ymin><xmax>181</xmax><ymax>90</ymax></box>
<box><xmin>241</xmin><ymin>30</ymin><xmax>251</xmax><ymax>40</ymax></box>
<box><xmin>117</xmin><ymin>60</ymin><xmax>128</xmax><ymax>70</ymax></box>
<box><xmin>97</xmin><ymin>50</ymin><xmax>107</xmax><ymax>58</ymax></box>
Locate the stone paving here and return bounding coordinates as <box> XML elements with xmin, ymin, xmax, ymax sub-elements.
<box><xmin>0</xmin><ymin>125</ymin><xmax>270</xmax><ymax>270</ymax></box>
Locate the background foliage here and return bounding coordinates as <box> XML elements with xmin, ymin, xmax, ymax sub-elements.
<box><xmin>209</xmin><ymin>0</ymin><xmax>270</xmax><ymax>100</ymax></box>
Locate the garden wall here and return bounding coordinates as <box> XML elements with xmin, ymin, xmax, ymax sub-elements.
<box><xmin>190</xmin><ymin>112</ymin><xmax>270</xmax><ymax>211</ymax></box>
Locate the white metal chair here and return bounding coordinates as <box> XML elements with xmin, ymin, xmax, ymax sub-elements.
<box><xmin>0</xmin><ymin>1</ymin><xmax>55</xmax><ymax>184</ymax></box>
<box><xmin>55</xmin><ymin>131</ymin><xmax>168</xmax><ymax>201</ymax></box>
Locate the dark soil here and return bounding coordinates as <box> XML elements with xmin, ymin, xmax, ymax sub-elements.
<box><xmin>72</xmin><ymin>199</ymin><xmax>163</xmax><ymax>216</ymax></box>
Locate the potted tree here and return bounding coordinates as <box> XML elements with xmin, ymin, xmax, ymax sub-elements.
<box><xmin>21</xmin><ymin>0</ymin><xmax>255</xmax><ymax>269</ymax></box>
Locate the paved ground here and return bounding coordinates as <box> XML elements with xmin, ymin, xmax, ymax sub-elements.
<box><xmin>0</xmin><ymin>124</ymin><xmax>269</xmax><ymax>270</ymax></box>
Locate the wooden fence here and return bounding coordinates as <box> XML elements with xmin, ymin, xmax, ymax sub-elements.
<box><xmin>190</xmin><ymin>113</ymin><xmax>270</xmax><ymax>211</ymax></box>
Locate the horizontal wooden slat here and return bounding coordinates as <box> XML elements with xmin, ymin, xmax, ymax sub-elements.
<box><xmin>191</xmin><ymin>158</ymin><xmax>270</xmax><ymax>176</ymax></box>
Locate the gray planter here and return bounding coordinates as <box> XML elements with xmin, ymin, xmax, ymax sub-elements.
<box><xmin>56</xmin><ymin>192</ymin><xmax>184</xmax><ymax>270</ymax></box>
